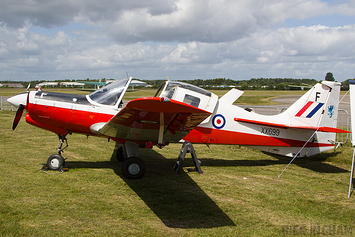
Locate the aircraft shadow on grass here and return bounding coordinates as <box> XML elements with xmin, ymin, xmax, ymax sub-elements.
<box><xmin>64</xmin><ymin>146</ymin><xmax>236</xmax><ymax>229</ymax></box>
<box><xmin>199</xmin><ymin>151</ymin><xmax>348</xmax><ymax>174</ymax></box>
<box><xmin>63</xmin><ymin>146</ymin><xmax>347</xmax><ymax>229</ymax></box>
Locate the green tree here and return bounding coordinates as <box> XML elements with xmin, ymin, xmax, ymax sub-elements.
<box><xmin>275</xmin><ymin>83</ymin><xmax>285</xmax><ymax>90</ymax></box>
<box><xmin>325</xmin><ymin>72</ymin><xmax>335</xmax><ymax>81</ymax></box>
<box><xmin>240</xmin><ymin>83</ymin><xmax>249</xmax><ymax>90</ymax></box>
<box><xmin>266</xmin><ymin>85</ymin><xmax>274</xmax><ymax>90</ymax></box>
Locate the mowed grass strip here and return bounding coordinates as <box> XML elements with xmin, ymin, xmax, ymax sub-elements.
<box><xmin>1</xmin><ymin>96</ymin><xmax>355</xmax><ymax>236</ymax></box>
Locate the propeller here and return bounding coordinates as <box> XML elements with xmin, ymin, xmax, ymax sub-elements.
<box><xmin>12</xmin><ymin>104</ymin><xmax>24</xmax><ymax>130</ymax></box>
<box><xmin>9</xmin><ymin>80</ymin><xmax>31</xmax><ymax>130</ymax></box>
<box><xmin>26</xmin><ymin>79</ymin><xmax>31</xmax><ymax>92</ymax></box>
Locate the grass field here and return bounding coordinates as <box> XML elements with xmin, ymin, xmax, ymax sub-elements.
<box><xmin>1</xmin><ymin>88</ymin><xmax>355</xmax><ymax>236</ymax></box>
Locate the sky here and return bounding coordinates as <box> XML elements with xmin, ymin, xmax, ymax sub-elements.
<box><xmin>1</xmin><ymin>0</ymin><xmax>355</xmax><ymax>82</ymax></box>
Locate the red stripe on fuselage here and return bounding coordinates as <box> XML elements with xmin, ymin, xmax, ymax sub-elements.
<box><xmin>27</xmin><ymin>103</ymin><xmax>114</xmax><ymax>135</ymax></box>
<box><xmin>185</xmin><ymin>126</ymin><xmax>332</xmax><ymax>148</ymax></box>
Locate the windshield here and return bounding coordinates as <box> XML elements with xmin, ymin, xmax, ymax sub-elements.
<box><xmin>88</xmin><ymin>78</ymin><xmax>130</xmax><ymax>106</ymax></box>
<box><xmin>154</xmin><ymin>82</ymin><xmax>166</xmax><ymax>97</ymax></box>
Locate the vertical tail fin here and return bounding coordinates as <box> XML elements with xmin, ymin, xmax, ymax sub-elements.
<box><xmin>284</xmin><ymin>81</ymin><xmax>341</xmax><ymax>129</ymax></box>
<box><xmin>275</xmin><ymin>81</ymin><xmax>342</xmax><ymax>157</ymax></box>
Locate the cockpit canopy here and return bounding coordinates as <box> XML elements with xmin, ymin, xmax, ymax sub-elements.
<box><xmin>87</xmin><ymin>77</ymin><xmax>132</xmax><ymax>107</ymax></box>
<box><xmin>155</xmin><ymin>81</ymin><xmax>218</xmax><ymax>114</ymax></box>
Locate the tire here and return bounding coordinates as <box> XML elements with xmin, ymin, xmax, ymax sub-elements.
<box><xmin>47</xmin><ymin>154</ymin><xmax>64</xmax><ymax>171</ymax></box>
<box><xmin>121</xmin><ymin>157</ymin><xmax>146</xmax><ymax>179</ymax></box>
<box><xmin>116</xmin><ymin>146</ymin><xmax>124</xmax><ymax>162</ymax></box>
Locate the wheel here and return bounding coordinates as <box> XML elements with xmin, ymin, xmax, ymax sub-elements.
<box><xmin>47</xmin><ymin>154</ymin><xmax>64</xmax><ymax>171</ymax></box>
<box><xmin>121</xmin><ymin>157</ymin><xmax>146</xmax><ymax>179</ymax></box>
<box><xmin>116</xmin><ymin>146</ymin><xmax>124</xmax><ymax>162</ymax></box>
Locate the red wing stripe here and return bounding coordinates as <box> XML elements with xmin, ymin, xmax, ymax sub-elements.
<box><xmin>318</xmin><ymin>127</ymin><xmax>351</xmax><ymax>133</ymax></box>
<box><xmin>295</xmin><ymin>101</ymin><xmax>313</xmax><ymax>117</ymax></box>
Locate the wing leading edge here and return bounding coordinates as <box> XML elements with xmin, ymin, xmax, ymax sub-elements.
<box><xmin>95</xmin><ymin>97</ymin><xmax>212</xmax><ymax>145</ymax></box>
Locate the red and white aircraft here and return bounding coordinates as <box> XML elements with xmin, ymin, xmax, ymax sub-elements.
<box><xmin>7</xmin><ymin>77</ymin><xmax>349</xmax><ymax>178</ymax></box>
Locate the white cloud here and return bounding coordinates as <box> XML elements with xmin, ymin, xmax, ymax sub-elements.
<box><xmin>0</xmin><ymin>0</ymin><xmax>339</xmax><ymax>43</ymax></box>
<box><xmin>49</xmin><ymin>31</ymin><xmax>70</xmax><ymax>46</ymax></box>
<box><xmin>1</xmin><ymin>0</ymin><xmax>355</xmax><ymax>81</ymax></box>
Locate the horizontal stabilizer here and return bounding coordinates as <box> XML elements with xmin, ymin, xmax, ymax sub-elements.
<box><xmin>219</xmin><ymin>88</ymin><xmax>244</xmax><ymax>104</ymax></box>
<box><xmin>234</xmin><ymin>118</ymin><xmax>350</xmax><ymax>133</ymax></box>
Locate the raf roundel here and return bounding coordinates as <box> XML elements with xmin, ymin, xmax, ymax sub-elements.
<box><xmin>212</xmin><ymin>114</ymin><xmax>226</xmax><ymax>129</ymax></box>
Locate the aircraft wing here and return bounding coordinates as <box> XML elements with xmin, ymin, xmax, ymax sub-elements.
<box><xmin>235</xmin><ymin>118</ymin><xmax>350</xmax><ymax>133</ymax></box>
<box><xmin>96</xmin><ymin>97</ymin><xmax>212</xmax><ymax>144</ymax></box>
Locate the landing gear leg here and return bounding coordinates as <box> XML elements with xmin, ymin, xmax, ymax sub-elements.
<box><xmin>57</xmin><ymin>134</ymin><xmax>68</xmax><ymax>155</ymax></box>
<box><xmin>43</xmin><ymin>134</ymin><xmax>68</xmax><ymax>172</ymax></box>
<box><xmin>116</xmin><ymin>146</ymin><xmax>125</xmax><ymax>162</ymax></box>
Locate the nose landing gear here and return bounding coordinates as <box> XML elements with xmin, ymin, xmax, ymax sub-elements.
<box><xmin>42</xmin><ymin>134</ymin><xmax>68</xmax><ymax>172</ymax></box>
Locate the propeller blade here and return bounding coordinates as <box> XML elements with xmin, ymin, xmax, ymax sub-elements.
<box><xmin>12</xmin><ymin>104</ymin><xmax>24</xmax><ymax>130</ymax></box>
<box><xmin>26</xmin><ymin>78</ymin><xmax>31</xmax><ymax>92</ymax></box>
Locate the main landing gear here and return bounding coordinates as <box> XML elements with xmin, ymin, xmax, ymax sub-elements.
<box><xmin>116</xmin><ymin>141</ymin><xmax>203</xmax><ymax>179</ymax></box>
<box><xmin>43</xmin><ymin>135</ymin><xmax>68</xmax><ymax>172</ymax></box>
<box><xmin>116</xmin><ymin>141</ymin><xmax>146</xmax><ymax>179</ymax></box>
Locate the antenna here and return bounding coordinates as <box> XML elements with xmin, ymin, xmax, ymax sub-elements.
<box><xmin>126</xmin><ymin>72</ymin><xmax>129</xmax><ymax>78</ymax></box>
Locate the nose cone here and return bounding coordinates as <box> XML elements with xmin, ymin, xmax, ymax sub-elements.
<box><xmin>7</xmin><ymin>93</ymin><xmax>27</xmax><ymax>107</ymax></box>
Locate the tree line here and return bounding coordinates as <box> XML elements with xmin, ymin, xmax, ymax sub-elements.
<box><xmin>142</xmin><ymin>78</ymin><xmax>320</xmax><ymax>90</ymax></box>
<box><xmin>2</xmin><ymin>72</ymin><xmax>353</xmax><ymax>91</ymax></box>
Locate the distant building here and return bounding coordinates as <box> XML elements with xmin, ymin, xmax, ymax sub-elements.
<box><xmin>60</xmin><ymin>82</ymin><xmax>85</xmax><ymax>87</ymax></box>
<box><xmin>129</xmin><ymin>80</ymin><xmax>148</xmax><ymax>90</ymax></box>
<box><xmin>0</xmin><ymin>83</ymin><xmax>24</xmax><ymax>88</ymax></box>
<box><xmin>36</xmin><ymin>82</ymin><xmax>58</xmax><ymax>87</ymax></box>
<box><xmin>130</xmin><ymin>80</ymin><xmax>147</xmax><ymax>87</ymax></box>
